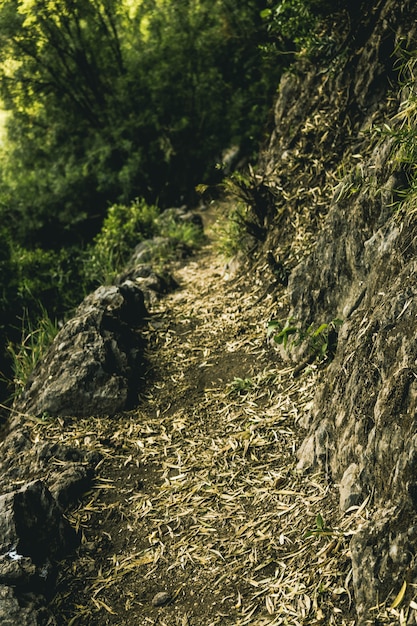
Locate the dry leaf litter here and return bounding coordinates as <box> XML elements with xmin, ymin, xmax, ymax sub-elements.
<box><xmin>25</xmin><ymin>205</ymin><xmax>397</xmax><ymax>624</ymax></box>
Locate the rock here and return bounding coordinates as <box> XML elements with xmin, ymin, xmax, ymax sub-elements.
<box><xmin>0</xmin><ymin>554</ymin><xmax>36</xmax><ymax>586</ymax></box>
<box><xmin>0</xmin><ymin>423</ymin><xmax>100</xmax><ymax>507</ymax></box>
<box><xmin>117</xmin><ymin>265</ymin><xmax>178</xmax><ymax>306</ymax></box>
<box><xmin>35</xmin><ymin>441</ymin><xmax>100</xmax><ymax>466</ymax></box>
<box><xmin>339</xmin><ymin>463</ymin><xmax>362</xmax><ymax>512</ymax></box>
<box><xmin>151</xmin><ymin>591</ymin><xmax>172</xmax><ymax>607</ymax></box>
<box><xmin>14</xmin><ymin>281</ymin><xmax>148</xmax><ymax>417</ymax></box>
<box><xmin>50</xmin><ymin>464</ymin><xmax>94</xmax><ymax>508</ymax></box>
<box><xmin>350</xmin><ymin>508</ymin><xmax>417</xmax><ymax>622</ymax></box>
<box><xmin>258</xmin><ymin>0</ymin><xmax>417</xmax><ymax>616</ymax></box>
<box><xmin>0</xmin><ymin>479</ymin><xmax>78</xmax><ymax>623</ymax></box>
<box><xmin>127</xmin><ymin>207</ymin><xmax>204</xmax><ymax>268</ymax></box>
<box><xmin>129</xmin><ymin>237</ymin><xmax>170</xmax><ymax>265</ymax></box>
<box><xmin>0</xmin><ymin>480</ymin><xmax>78</xmax><ymax>570</ymax></box>
<box><xmin>157</xmin><ymin>206</ymin><xmax>204</xmax><ymax>230</ymax></box>
<box><xmin>0</xmin><ymin>585</ymin><xmax>56</xmax><ymax>625</ymax></box>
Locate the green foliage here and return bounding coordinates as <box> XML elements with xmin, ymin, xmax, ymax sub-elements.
<box><xmin>83</xmin><ymin>199</ymin><xmax>160</xmax><ymax>286</ymax></box>
<box><xmin>0</xmin><ymin>0</ymin><xmax>131</xmax><ymax>245</ymax></box>
<box><xmin>366</xmin><ymin>45</ymin><xmax>417</xmax><ymax>219</ymax></box>
<box><xmin>228</xmin><ymin>377</ymin><xmax>254</xmax><ymax>395</ymax></box>
<box><xmin>0</xmin><ymin>0</ymin><xmax>283</xmax><ymax>246</ymax></box>
<box><xmin>156</xmin><ymin>212</ymin><xmax>206</xmax><ymax>250</ymax></box>
<box><xmin>261</xmin><ymin>0</ymin><xmax>319</xmax><ymax>46</ymax></box>
<box><xmin>10</xmin><ymin>244</ymin><xmax>84</xmax><ymax>319</ymax></box>
<box><xmin>213</xmin><ymin>202</ymin><xmax>255</xmax><ymax>259</ymax></box>
<box><xmin>0</xmin><ymin>240</ymin><xmax>85</xmax><ymax>400</ymax></box>
<box><xmin>223</xmin><ymin>167</ymin><xmax>277</xmax><ymax>244</ymax></box>
<box><xmin>378</xmin><ymin>47</ymin><xmax>417</xmax><ymax>215</ymax></box>
<box><xmin>267</xmin><ymin>318</ymin><xmax>343</xmax><ymax>361</ymax></box>
<box><xmin>83</xmin><ymin>199</ymin><xmax>206</xmax><ymax>286</ymax></box>
<box><xmin>7</xmin><ymin>307</ymin><xmax>59</xmax><ymax>399</ymax></box>
<box><xmin>261</xmin><ymin>0</ymin><xmax>341</xmax><ymax>59</ymax></box>
<box><xmin>0</xmin><ymin>228</ymin><xmax>14</xmax><ymax>396</ymax></box>
<box><xmin>304</xmin><ymin>513</ymin><xmax>337</xmax><ymax>539</ymax></box>
<box><xmin>267</xmin><ymin>318</ymin><xmax>299</xmax><ymax>350</ymax></box>
<box><xmin>0</xmin><ymin>227</ymin><xmax>13</xmax><ymax>317</ymax></box>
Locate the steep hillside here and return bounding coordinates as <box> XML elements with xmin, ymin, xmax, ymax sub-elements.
<box><xmin>253</xmin><ymin>0</ymin><xmax>417</xmax><ymax>619</ymax></box>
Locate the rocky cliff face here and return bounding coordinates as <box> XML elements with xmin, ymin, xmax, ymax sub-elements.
<box><xmin>259</xmin><ymin>0</ymin><xmax>417</xmax><ymax>618</ymax></box>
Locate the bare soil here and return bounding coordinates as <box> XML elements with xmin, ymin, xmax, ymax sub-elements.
<box><xmin>38</xmin><ymin>205</ymin><xmax>364</xmax><ymax>625</ymax></box>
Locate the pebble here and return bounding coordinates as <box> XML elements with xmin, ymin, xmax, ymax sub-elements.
<box><xmin>152</xmin><ymin>591</ymin><xmax>172</xmax><ymax>607</ymax></box>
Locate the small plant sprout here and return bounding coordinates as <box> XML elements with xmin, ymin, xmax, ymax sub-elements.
<box><xmin>228</xmin><ymin>377</ymin><xmax>254</xmax><ymax>395</ymax></box>
<box><xmin>304</xmin><ymin>513</ymin><xmax>336</xmax><ymax>540</ymax></box>
<box><xmin>267</xmin><ymin>318</ymin><xmax>343</xmax><ymax>361</ymax></box>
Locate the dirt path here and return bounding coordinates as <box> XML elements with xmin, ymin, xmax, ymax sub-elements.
<box><xmin>41</xmin><ymin>208</ymin><xmax>363</xmax><ymax>625</ymax></box>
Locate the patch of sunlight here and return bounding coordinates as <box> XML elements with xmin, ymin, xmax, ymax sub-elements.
<box><xmin>0</xmin><ymin>109</ymin><xmax>10</xmax><ymax>146</ymax></box>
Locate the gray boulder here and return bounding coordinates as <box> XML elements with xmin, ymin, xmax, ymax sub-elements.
<box><xmin>0</xmin><ymin>480</ymin><xmax>78</xmax><ymax>575</ymax></box>
<box><xmin>14</xmin><ymin>281</ymin><xmax>148</xmax><ymax>417</ymax></box>
<box><xmin>0</xmin><ymin>479</ymin><xmax>78</xmax><ymax>623</ymax></box>
<box><xmin>156</xmin><ymin>206</ymin><xmax>204</xmax><ymax>230</ymax></box>
<box><xmin>129</xmin><ymin>236</ymin><xmax>171</xmax><ymax>266</ymax></box>
<box><xmin>0</xmin><ymin>585</ymin><xmax>56</xmax><ymax>626</ymax></box>
<box><xmin>117</xmin><ymin>264</ymin><xmax>178</xmax><ymax>306</ymax></box>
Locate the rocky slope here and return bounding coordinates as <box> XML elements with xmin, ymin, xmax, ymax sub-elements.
<box><xmin>255</xmin><ymin>0</ymin><xmax>417</xmax><ymax>620</ymax></box>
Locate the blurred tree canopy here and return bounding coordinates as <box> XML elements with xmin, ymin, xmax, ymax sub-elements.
<box><xmin>0</xmin><ymin>0</ymin><xmax>283</xmax><ymax>247</ymax></box>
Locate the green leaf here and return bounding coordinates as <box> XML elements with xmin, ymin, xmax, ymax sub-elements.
<box><xmin>316</xmin><ymin>513</ymin><xmax>324</xmax><ymax>530</ymax></box>
<box><xmin>260</xmin><ymin>9</ymin><xmax>272</xmax><ymax>19</ymax></box>
<box><xmin>311</xmin><ymin>323</ymin><xmax>328</xmax><ymax>337</ymax></box>
<box><xmin>267</xmin><ymin>320</ymin><xmax>281</xmax><ymax>336</ymax></box>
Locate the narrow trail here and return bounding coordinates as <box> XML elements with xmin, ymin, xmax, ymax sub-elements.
<box><xmin>41</xmin><ymin>207</ymin><xmax>365</xmax><ymax>625</ymax></box>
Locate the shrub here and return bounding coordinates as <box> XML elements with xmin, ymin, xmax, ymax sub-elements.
<box><xmin>10</xmin><ymin>245</ymin><xmax>83</xmax><ymax>320</ymax></box>
<box><xmin>261</xmin><ymin>0</ymin><xmax>342</xmax><ymax>59</ymax></box>
<box><xmin>267</xmin><ymin>318</ymin><xmax>343</xmax><ymax>361</ymax></box>
<box><xmin>83</xmin><ymin>199</ymin><xmax>160</xmax><ymax>286</ymax></box>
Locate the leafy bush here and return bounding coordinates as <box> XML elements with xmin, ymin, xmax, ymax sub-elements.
<box><xmin>0</xmin><ymin>227</ymin><xmax>13</xmax><ymax>318</ymax></box>
<box><xmin>83</xmin><ymin>199</ymin><xmax>160</xmax><ymax>286</ymax></box>
<box><xmin>0</xmin><ymin>242</ymin><xmax>84</xmax><ymax>400</ymax></box>
<box><xmin>0</xmin><ymin>0</ymin><xmax>283</xmax><ymax>246</ymax></box>
<box><xmin>156</xmin><ymin>213</ymin><xmax>206</xmax><ymax>250</ymax></box>
<box><xmin>261</xmin><ymin>0</ymin><xmax>342</xmax><ymax>58</ymax></box>
<box><xmin>262</xmin><ymin>0</ymin><xmax>319</xmax><ymax>47</ymax></box>
<box><xmin>214</xmin><ymin>203</ymin><xmax>258</xmax><ymax>259</ymax></box>
<box><xmin>84</xmin><ymin>199</ymin><xmax>208</xmax><ymax>284</ymax></box>
<box><xmin>10</xmin><ymin>245</ymin><xmax>84</xmax><ymax>320</ymax></box>
<box><xmin>223</xmin><ymin>169</ymin><xmax>277</xmax><ymax>242</ymax></box>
